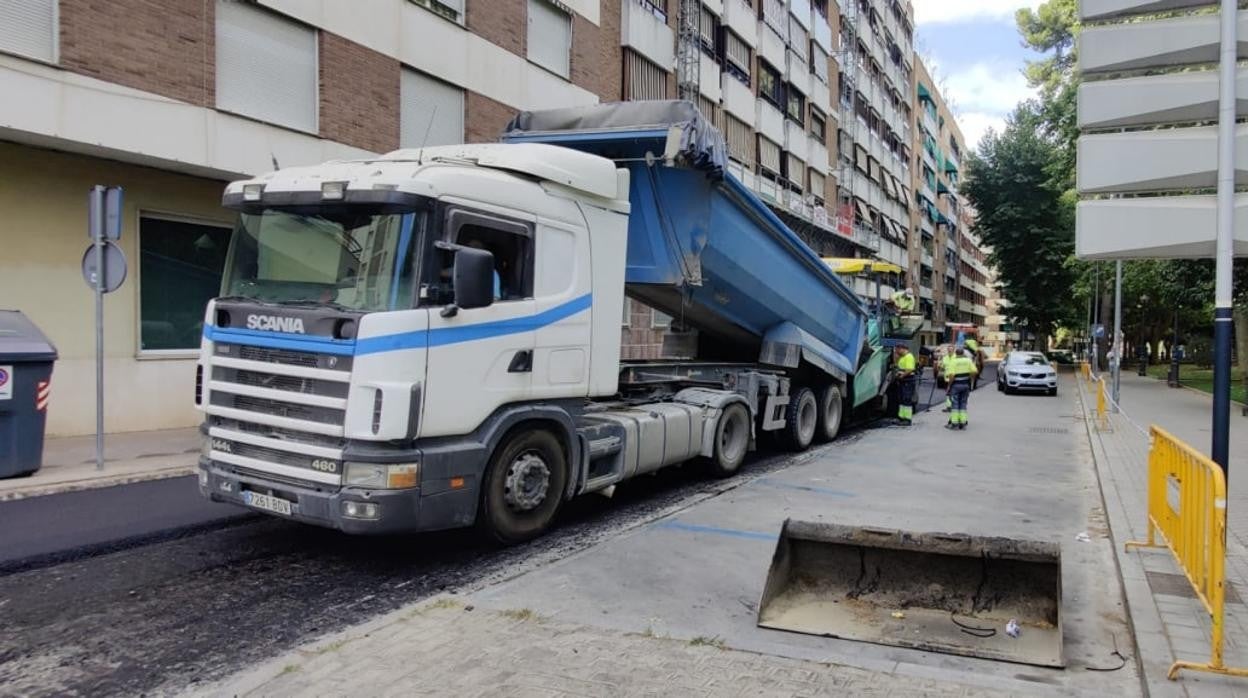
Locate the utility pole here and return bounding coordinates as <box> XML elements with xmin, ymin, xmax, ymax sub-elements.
<box><xmin>1112</xmin><ymin>260</ymin><xmax>1122</xmax><ymax>411</ymax></box>
<box><xmin>1212</xmin><ymin>0</ymin><xmax>1236</xmax><ymax>477</ymax></box>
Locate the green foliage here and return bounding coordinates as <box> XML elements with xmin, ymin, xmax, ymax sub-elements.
<box><xmin>1016</xmin><ymin>0</ymin><xmax>1080</xmax><ymax>186</ymax></box>
<box><xmin>963</xmin><ymin>104</ymin><xmax>1073</xmax><ymax>340</ymax></box>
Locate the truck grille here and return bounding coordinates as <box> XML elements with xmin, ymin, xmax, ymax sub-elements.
<box><xmin>207</xmin><ymin>340</ymin><xmax>351</xmax><ymax>486</ymax></box>
<box><xmin>211</xmin><ymin>393</ymin><xmax>343</xmax><ymax>425</ymax></box>
<box><xmin>213</xmin><ymin>366</ymin><xmax>349</xmax><ymax>399</ymax></box>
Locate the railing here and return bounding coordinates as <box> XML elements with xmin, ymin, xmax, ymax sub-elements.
<box><xmin>1125</xmin><ymin>427</ymin><xmax>1245</xmax><ymax>681</ymax></box>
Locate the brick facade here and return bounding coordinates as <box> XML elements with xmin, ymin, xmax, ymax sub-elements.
<box><xmin>465</xmin><ymin>91</ymin><xmax>519</xmax><ymax>143</ymax></box>
<box><xmin>571</xmin><ymin>2</ymin><xmax>622</xmax><ymax>101</ymax></box>
<box><xmin>467</xmin><ymin>0</ymin><xmax>527</xmax><ymax>58</ymax></box>
<box><xmin>318</xmin><ymin>33</ymin><xmax>401</xmax><ymax>153</ymax></box>
<box><xmin>621</xmin><ymin>301</ymin><xmax>666</xmax><ymax>361</ymax></box>
<box><xmin>59</xmin><ymin>0</ymin><xmax>214</xmax><ymax>107</ymax></box>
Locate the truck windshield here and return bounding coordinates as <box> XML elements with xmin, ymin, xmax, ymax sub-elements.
<box><xmin>222</xmin><ymin>210</ymin><xmax>421</xmax><ymax>311</ymax></box>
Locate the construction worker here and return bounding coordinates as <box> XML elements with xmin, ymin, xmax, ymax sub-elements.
<box><xmin>894</xmin><ymin>345</ymin><xmax>918</xmax><ymax>424</ymax></box>
<box><xmin>944</xmin><ymin>347</ymin><xmax>979</xmax><ymax>430</ymax></box>
<box><xmin>891</xmin><ymin>288</ymin><xmax>916</xmax><ymax>313</ymax></box>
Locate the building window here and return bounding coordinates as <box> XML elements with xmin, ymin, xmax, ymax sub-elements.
<box><xmin>724</xmin><ymin>30</ymin><xmax>751</xmax><ymax>85</ymax></box>
<box><xmin>216</xmin><ymin>0</ymin><xmax>318</xmax><ymax>133</ymax></box>
<box><xmin>699</xmin><ymin>5</ymin><xmax>717</xmax><ymax>51</ymax></box>
<box><xmin>788</xmin><ymin>16</ymin><xmax>808</xmax><ymax>61</ymax></box>
<box><xmin>652</xmin><ymin>309</ymin><xmax>673</xmax><ymax>329</ymax></box>
<box><xmin>809</xmin><ymin>170</ymin><xmax>826</xmax><ymax>203</ymax></box>
<box><xmin>757</xmin><ymin>136</ymin><xmax>781</xmax><ymax>175</ymax></box>
<box><xmin>810</xmin><ymin>109</ymin><xmax>826</xmax><ymax>144</ymax></box>
<box><xmin>625</xmin><ymin>49</ymin><xmax>669</xmax><ymax>100</ymax></box>
<box><xmin>785</xmin><ymin>86</ymin><xmax>805</xmax><ymax>124</ymax></box>
<box><xmin>0</xmin><ymin>0</ymin><xmax>56</xmax><ymax>63</ymax></box>
<box><xmin>400</xmin><ymin>68</ymin><xmax>464</xmax><ymax>147</ymax></box>
<box><xmin>622</xmin><ymin>297</ymin><xmax>631</xmax><ymax>327</ymax></box>
<box><xmin>636</xmin><ymin>0</ymin><xmax>669</xmax><ymax>22</ymax></box>
<box><xmin>725</xmin><ymin>115</ymin><xmax>754</xmax><ymax>166</ymax></box>
<box><xmin>527</xmin><ymin>0</ymin><xmax>571</xmax><ymax>78</ymax></box>
<box><xmin>139</xmin><ymin>215</ymin><xmax>232</xmax><ymax>352</ymax></box>
<box><xmin>409</xmin><ymin>0</ymin><xmax>463</xmax><ymax>23</ymax></box>
<box><xmin>761</xmin><ymin>0</ymin><xmax>785</xmax><ymax>36</ymax></box>
<box><xmin>785</xmin><ymin>154</ymin><xmax>804</xmax><ymax>189</ymax></box>
<box><xmin>759</xmin><ymin>61</ymin><xmax>783</xmax><ymax>107</ymax></box>
<box><xmin>810</xmin><ymin>43</ymin><xmax>829</xmax><ymax>83</ymax></box>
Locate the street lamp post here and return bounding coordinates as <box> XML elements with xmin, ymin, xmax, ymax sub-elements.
<box><xmin>1168</xmin><ymin>309</ymin><xmax>1181</xmax><ymax>388</ymax></box>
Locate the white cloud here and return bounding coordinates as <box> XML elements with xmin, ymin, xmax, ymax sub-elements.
<box><xmin>933</xmin><ymin>63</ymin><xmax>1037</xmax><ymax>148</ymax></box>
<box><xmin>913</xmin><ymin>0</ymin><xmax>1043</xmax><ymax>26</ymax></box>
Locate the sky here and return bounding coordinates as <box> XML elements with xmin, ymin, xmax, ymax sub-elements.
<box><xmin>910</xmin><ymin>0</ymin><xmax>1047</xmax><ymax>150</ymax></box>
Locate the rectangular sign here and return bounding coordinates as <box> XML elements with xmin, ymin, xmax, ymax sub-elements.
<box><xmin>0</xmin><ymin>365</ymin><xmax>11</xmax><ymax>401</ymax></box>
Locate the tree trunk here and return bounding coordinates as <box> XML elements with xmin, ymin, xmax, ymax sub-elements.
<box><xmin>1235</xmin><ymin>305</ymin><xmax>1248</xmax><ymax>414</ymax></box>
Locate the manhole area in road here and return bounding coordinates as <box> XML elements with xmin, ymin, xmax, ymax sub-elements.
<box><xmin>1147</xmin><ymin>570</ymin><xmax>1243</xmax><ymax>605</ymax></box>
<box><xmin>1029</xmin><ymin>427</ymin><xmax>1070</xmax><ymax>435</ymax></box>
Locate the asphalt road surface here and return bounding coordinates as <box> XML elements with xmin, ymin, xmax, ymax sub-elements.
<box><xmin>0</xmin><ymin>364</ymin><xmax>985</xmax><ymax>697</ymax></box>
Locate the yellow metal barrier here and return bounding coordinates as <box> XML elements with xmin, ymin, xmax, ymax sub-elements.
<box><xmin>1081</xmin><ymin>362</ymin><xmax>1091</xmax><ymax>383</ymax></box>
<box><xmin>1126</xmin><ymin>426</ymin><xmax>1245</xmax><ymax>681</ymax></box>
<box><xmin>1095</xmin><ymin>377</ymin><xmax>1108</xmax><ymax>430</ymax></box>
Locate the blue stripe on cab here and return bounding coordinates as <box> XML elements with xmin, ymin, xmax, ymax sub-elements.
<box><xmin>202</xmin><ymin>293</ymin><xmax>593</xmax><ymax>357</ymax></box>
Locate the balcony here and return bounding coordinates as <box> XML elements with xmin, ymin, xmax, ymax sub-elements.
<box><xmin>921</xmin><ymin>107</ymin><xmax>938</xmax><ymax>138</ymax></box>
<box><xmin>790</xmin><ymin>0</ymin><xmax>812</xmax><ymax>31</ymax></box>
<box><xmin>959</xmin><ymin>299</ymin><xmax>973</xmax><ymax>313</ymax></box>
<box><xmin>919</xmin><ymin>286</ymin><xmax>934</xmax><ymax>300</ymax></box>
<box><xmin>812</xmin><ymin>10</ymin><xmax>833</xmax><ymax>52</ymax></box>
<box><xmin>922</xmin><ymin>250</ymin><xmax>934</xmax><ymax>268</ymax></box>
<box><xmin>785</xmin><ymin>120</ymin><xmax>809</xmax><ymax>160</ymax></box>
<box><xmin>722</xmin><ymin>0</ymin><xmax>758</xmax><ymax>47</ymax></box>
<box><xmin>920</xmin><ymin>143</ymin><xmax>935</xmax><ymax>171</ymax></box>
<box><xmin>622</xmin><ymin>0</ymin><xmax>675</xmax><ymax>70</ymax></box>
<box><xmin>919</xmin><ymin>181</ymin><xmax>936</xmax><ymax>206</ymax></box>
<box><xmin>723</xmin><ymin>75</ymin><xmax>753</xmax><ymax>121</ymax></box>
<box><xmin>945</xmin><ymin>148</ymin><xmax>960</xmax><ymax>172</ymax></box>
<box><xmin>787</xmin><ymin>50</ymin><xmax>813</xmax><ymax>95</ymax></box>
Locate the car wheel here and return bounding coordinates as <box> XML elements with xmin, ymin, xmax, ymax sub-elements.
<box><xmin>816</xmin><ymin>384</ymin><xmax>844</xmax><ymax>442</ymax></box>
<box><xmin>1048</xmin><ymin>388</ymin><xmax>1058</xmax><ymax>396</ymax></box>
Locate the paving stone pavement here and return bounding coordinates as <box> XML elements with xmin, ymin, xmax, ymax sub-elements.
<box><xmin>1078</xmin><ymin>372</ymin><xmax>1248</xmax><ymax>697</ymax></box>
<box><xmin>201</xmin><ymin>600</ymin><xmax>1013</xmax><ymax>698</ymax></box>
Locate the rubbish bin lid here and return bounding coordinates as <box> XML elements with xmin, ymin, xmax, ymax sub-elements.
<box><xmin>0</xmin><ymin>310</ymin><xmax>58</xmax><ymax>362</ymax></box>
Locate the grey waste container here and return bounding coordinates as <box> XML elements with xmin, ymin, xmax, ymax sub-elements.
<box><xmin>0</xmin><ymin>311</ymin><xmax>58</xmax><ymax>478</ymax></box>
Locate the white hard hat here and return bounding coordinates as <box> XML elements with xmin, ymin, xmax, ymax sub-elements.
<box><xmin>904</xmin><ymin>289</ymin><xmax>915</xmax><ymax>297</ymax></box>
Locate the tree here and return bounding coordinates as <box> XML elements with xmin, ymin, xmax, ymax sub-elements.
<box><xmin>963</xmin><ymin>104</ymin><xmax>1073</xmax><ymax>348</ymax></box>
<box><xmin>1016</xmin><ymin>0</ymin><xmax>1080</xmax><ymax>180</ymax></box>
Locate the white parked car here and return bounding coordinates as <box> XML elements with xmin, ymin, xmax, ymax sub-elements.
<box><xmin>997</xmin><ymin>351</ymin><xmax>1058</xmax><ymax>396</ymax></box>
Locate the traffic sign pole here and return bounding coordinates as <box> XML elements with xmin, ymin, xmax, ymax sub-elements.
<box><xmin>89</xmin><ymin>186</ymin><xmax>106</xmax><ymax>471</ymax></box>
<box><xmin>1212</xmin><ymin>0</ymin><xmax>1236</xmax><ymax>478</ymax></box>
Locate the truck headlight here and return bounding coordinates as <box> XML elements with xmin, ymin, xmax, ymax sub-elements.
<box><xmin>344</xmin><ymin>462</ymin><xmax>420</xmax><ymax>489</ymax></box>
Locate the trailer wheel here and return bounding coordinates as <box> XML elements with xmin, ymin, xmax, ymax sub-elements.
<box><xmin>782</xmin><ymin>387</ymin><xmax>818</xmax><ymax>451</ymax></box>
<box><xmin>477</xmin><ymin>428</ymin><xmax>568</xmax><ymax>545</ymax></box>
<box><xmin>706</xmin><ymin>403</ymin><xmax>750</xmax><ymax>478</ymax></box>
<box><xmin>816</xmin><ymin>385</ymin><xmax>844</xmax><ymax>442</ymax></box>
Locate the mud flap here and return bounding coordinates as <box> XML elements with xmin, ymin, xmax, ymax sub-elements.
<box><xmin>757</xmin><ymin>520</ymin><xmax>1064</xmax><ymax>667</ymax></box>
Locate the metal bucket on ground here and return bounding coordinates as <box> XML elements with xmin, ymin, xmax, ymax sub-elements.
<box><xmin>757</xmin><ymin>520</ymin><xmax>1064</xmax><ymax>667</ymax></box>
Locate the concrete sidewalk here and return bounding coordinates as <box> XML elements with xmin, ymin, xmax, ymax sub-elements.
<box><xmin>1078</xmin><ymin>371</ymin><xmax>1248</xmax><ymax>697</ymax></box>
<box><xmin>201</xmin><ymin>375</ymin><xmax>1141</xmax><ymax>697</ymax></box>
<box><xmin>0</xmin><ymin>427</ymin><xmax>199</xmax><ymax>500</ymax></box>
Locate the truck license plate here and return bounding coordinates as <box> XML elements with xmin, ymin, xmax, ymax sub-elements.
<box><xmin>243</xmin><ymin>491</ymin><xmax>293</xmax><ymax>516</ymax></box>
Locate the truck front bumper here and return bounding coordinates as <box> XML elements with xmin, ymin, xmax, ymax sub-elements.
<box><xmin>198</xmin><ymin>459</ymin><xmax>480</xmax><ymax>535</ymax></box>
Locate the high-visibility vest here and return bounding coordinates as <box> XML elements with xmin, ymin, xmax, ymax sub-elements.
<box><xmin>945</xmin><ymin>356</ymin><xmax>978</xmax><ymax>381</ymax></box>
<box><xmin>897</xmin><ymin>353</ymin><xmax>916</xmax><ymax>372</ymax></box>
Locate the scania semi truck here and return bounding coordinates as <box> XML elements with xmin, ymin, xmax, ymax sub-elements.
<box><xmin>196</xmin><ymin>102</ymin><xmax>876</xmax><ymax>542</ymax></box>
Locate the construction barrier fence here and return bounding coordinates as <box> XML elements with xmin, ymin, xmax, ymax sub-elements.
<box><xmin>1126</xmin><ymin>426</ymin><xmax>1246</xmax><ymax>681</ymax></box>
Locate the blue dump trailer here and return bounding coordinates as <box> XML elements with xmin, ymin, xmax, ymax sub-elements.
<box><xmin>504</xmin><ymin>101</ymin><xmax>869</xmax><ymax>383</ymax></box>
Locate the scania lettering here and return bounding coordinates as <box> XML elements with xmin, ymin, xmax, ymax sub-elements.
<box><xmin>245</xmin><ymin>315</ymin><xmax>306</xmax><ymax>333</ymax></box>
<box><xmin>196</xmin><ymin>102</ymin><xmax>887</xmax><ymax>543</ymax></box>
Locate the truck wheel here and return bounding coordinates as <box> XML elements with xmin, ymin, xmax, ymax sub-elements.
<box><xmin>706</xmin><ymin>403</ymin><xmax>750</xmax><ymax>478</ymax></box>
<box><xmin>477</xmin><ymin>428</ymin><xmax>568</xmax><ymax>545</ymax></box>
<box><xmin>816</xmin><ymin>385</ymin><xmax>844</xmax><ymax>442</ymax></box>
<box><xmin>782</xmin><ymin>387</ymin><xmax>818</xmax><ymax>451</ymax></box>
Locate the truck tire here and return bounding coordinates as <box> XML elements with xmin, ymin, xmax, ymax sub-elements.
<box><xmin>477</xmin><ymin>428</ymin><xmax>568</xmax><ymax>545</ymax></box>
<box><xmin>706</xmin><ymin>403</ymin><xmax>750</xmax><ymax>478</ymax></box>
<box><xmin>782</xmin><ymin>387</ymin><xmax>818</xmax><ymax>451</ymax></box>
<box><xmin>816</xmin><ymin>385</ymin><xmax>844</xmax><ymax>442</ymax></box>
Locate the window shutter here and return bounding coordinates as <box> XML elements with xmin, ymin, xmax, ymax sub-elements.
<box><xmin>0</xmin><ymin>0</ymin><xmax>56</xmax><ymax>62</ymax></box>
<box><xmin>758</xmin><ymin>137</ymin><xmax>781</xmax><ymax>174</ymax></box>
<box><xmin>527</xmin><ymin>0</ymin><xmax>571</xmax><ymax>78</ymax></box>
<box><xmin>786</xmin><ymin>154</ymin><xmax>804</xmax><ymax>187</ymax></box>
<box><xmin>625</xmin><ymin>49</ymin><xmax>668</xmax><ymax>100</ymax></box>
<box><xmin>788</xmin><ymin>16</ymin><xmax>807</xmax><ymax>60</ymax></box>
<box><xmin>400</xmin><ymin>69</ymin><xmax>464</xmax><ymax>148</ymax></box>
<box><xmin>724</xmin><ymin>30</ymin><xmax>750</xmax><ymax>71</ymax></box>
<box><xmin>699</xmin><ymin>6</ymin><xmax>715</xmax><ymax>45</ymax></box>
<box><xmin>726</xmin><ymin>115</ymin><xmax>753</xmax><ymax>166</ymax></box>
<box><xmin>216</xmin><ymin>0</ymin><xmax>318</xmax><ymax>133</ymax></box>
<box><xmin>809</xmin><ymin>170</ymin><xmax>825</xmax><ymax>199</ymax></box>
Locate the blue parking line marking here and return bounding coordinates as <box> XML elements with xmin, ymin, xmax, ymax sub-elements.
<box><xmin>755</xmin><ymin>477</ymin><xmax>856</xmax><ymax>498</ymax></box>
<box><xmin>653</xmin><ymin>520</ymin><xmax>777</xmax><ymax>541</ymax></box>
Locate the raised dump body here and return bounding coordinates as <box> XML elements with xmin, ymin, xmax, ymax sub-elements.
<box><xmin>503</xmin><ymin>101</ymin><xmax>867</xmax><ymax>380</ymax></box>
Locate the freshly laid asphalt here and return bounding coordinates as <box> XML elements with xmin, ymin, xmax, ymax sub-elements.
<box><xmin>0</xmin><ymin>366</ymin><xmax>981</xmax><ymax>697</ymax></box>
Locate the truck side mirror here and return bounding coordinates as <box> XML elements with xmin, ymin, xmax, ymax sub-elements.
<box><xmin>454</xmin><ymin>247</ymin><xmax>495</xmax><ymax>311</ymax></box>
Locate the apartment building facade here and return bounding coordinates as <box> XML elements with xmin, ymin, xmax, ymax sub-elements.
<box><xmin>0</xmin><ymin>0</ymin><xmax>619</xmax><ymax>436</ymax></box>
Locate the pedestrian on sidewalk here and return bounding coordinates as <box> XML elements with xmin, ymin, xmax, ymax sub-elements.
<box><xmin>894</xmin><ymin>345</ymin><xmax>917</xmax><ymax>424</ymax></box>
<box><xmin>945</xmin><ymin>348</ymin><xmax>978</xmax><ymax>430</ymax></box>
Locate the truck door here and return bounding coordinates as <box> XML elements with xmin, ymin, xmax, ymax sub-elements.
<box><xmin>421</xmin><ymin>208</ymin><xmax>537</xmax><ymax>438</ymax></box>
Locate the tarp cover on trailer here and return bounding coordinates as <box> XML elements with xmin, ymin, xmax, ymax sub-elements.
<box><xmin>504</xmin><ymin>100</ymin><xmax>728</xmax><ymax>177</ymax></box>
